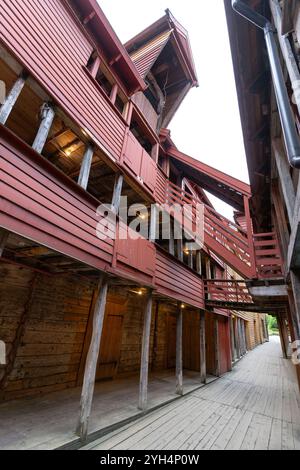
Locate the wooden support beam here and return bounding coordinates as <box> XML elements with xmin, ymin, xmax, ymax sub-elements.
<box><xmin>32</xmin><ymin>103</ymin><xmax>55</xmax><ymax>154</ymax></box>
<box><xmin>188</xmin><ymin>251</ymin><xmax>193</xmax><ymax>269</ymax></box>
<box><xmin>176</xmin><ymin>303</ymin><xmax>183</xmax><ymax>395</ymax></box>
<box><xmin>200</xmin><ymin>310</ymin><xmax>206</xmax><ymax>384</ymax></box>
<box><xmin>230</xmin><ymin>316</ymin><xmax>236</xmax><ymax>362</ymax></box>
<box><xmin>138</xmin><ymin>290</ymin><xmax>153</xmax><ymax>410</ymax></box>
<box><xmin>0</xmin><ymin>229</ymin><xmax>9</xmax><ymax>257</ymax></box>
<box><xmin>0</xmin><ymin>72</ymin><xmax>28</xmax><ymax>124</ymax></box>
<box><xmin>235</xmin><ymin>318</ymin><xmax>241</xmax><ymax>359</ymax></box>
<box><xmin>273</xmin><ymin>140</ymin><xmax>295</xmax><ymax>224</ymax></box>
<box><xmin>110</xmin><ymin>83</ymin><xmax>118</xmax><ymax>105</ymax></box>
<box><xmin>169</xmin><ymin>224</ymin><xmax>175</xmax><ymax>256</ymax></box>
<box><xmin>277</xmin><ymin>315</ymin><xmax>289</xmax><ymax>359</ymax></box>
<box><xmin>149</xmin><ymin>204</ymin><xmax>158</xmax><ymax>243</ymax></box>
<box><xmin>111</xmin><ymin>173</ymin><xmax>124</xmax><ymax>214</ymax></box>
<box><xmin>243</xmin><ymin>196</ymin><xmax>256</xmax><ymax>278</ymax></box>
<box><xmin>177</xmin><ymin>238</ymin><xmax>183</xmax><ymax>262</ymax></box>
<box><xmin>289</xmin><ymin>272</ymin><xmax>300</xmax><ymax>338</ymax></box>
<box><xmin>196</xmin><ymin>251</ymin><xmax>202</xmax><ymax>275</ymax></box>
<box><xmin>214</xmin><ymin>317</ymin><xmax>220</xmax><ymax>377</ymax></box>
<box><xmin>77</xmin><ymin>145</ymin><xmax>94</xmax><ymax>190</ymax></box>
<box><xmin>76</xmin><ymin>275</ymin><xmax>108</xmax><ymax>441</ymax></box>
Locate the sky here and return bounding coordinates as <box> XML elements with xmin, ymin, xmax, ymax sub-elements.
<box><xmin>99</xmin><ymin>0</ymin><xmax>248</xmax><ymax>219</ymax></box>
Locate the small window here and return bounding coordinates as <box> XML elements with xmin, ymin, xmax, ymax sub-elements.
<box><xmin>95</xmin><ymin>68</ymin><xmax>113</xmax><ymax>97</ymax></box>
<box><xmin>115</xmin><ymin>94</ymin><xmax>125</xmax><ymax>115</ymax></box>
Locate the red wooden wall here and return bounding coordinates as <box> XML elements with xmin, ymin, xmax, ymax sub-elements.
<box><xmin>218</xmin><ymin>316</ymin><xmax>232</xmax><ymax>375</ymax></box>
<box><xmin>0</xmin><ymin>0</ymin><xmax>127</xmax><ymax>161</ymax></box>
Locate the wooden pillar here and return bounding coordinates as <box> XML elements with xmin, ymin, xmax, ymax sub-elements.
<box><xmin>278</xmin><ymin>315</ymin><xmax>288</xmax><ymax>359</ymax></box>
<box><xmin>290</xmin><ymin>271</ymin><xmax>300</xmax><ymax>336</ymax></box>
<box><xmin>138</xmin><ymin>290</ymin><xmax>153</xmax><ymax>410</ymax></box>
<box><xmin>177</xmin><ymin>238</ymin><xmax>183</xmax><ymax>262</ymax></box>
<box><xmin>188</xmin><ymin>250</ymin><xmax>193</xmax><ymax>269</ymax></box>
<box><xmin>243</xmin><ymin>196</ymin><xmax>256</xmax><ymax>277</ymax></box>
<box><xmin>0</xmin><ymin>72</ymin><xmax>28</xmax><ymax>124</ymax></box>
<box><xmin>265</xmin><ymin>317</ymin><xmax>270</xmax><ymax>342</ymax></box>
<box><xmin>169</xmin><ymin>224</ymin><xmax>175</xmax><ymax>256</ymax></box>
<box><xmin>0</xmin><ymin>229</ymin><xmax>9</xmax><ymax>257</ymax></box>
<box><xmin>235</xmin><ymin>318</ymin><xmax>241</xmax><ymax>359</ymax></box>
<box><xmin>196</xmin><ymin>251</ymin><xmax>202</xmax><ymax>275</ymax></box>
<box><xmin>273</xmin><ymin>140</ymin><xmax>295</xmax><ymax>224</ymax></box>
<box><xmin>214</xmin><ymin>317</ymin><xmax>220</xmax><ymax>377</ymax></box>
<box><xmin>109</xmin><ymin>83</ymin><xmax>118</xmax><ymax>105</ymax></box>
<box><xmin>32</xmin><ymin>103</ymin><xmax>55</xmax><ymax>154</ymax></box>
<box><xmin>149</xmin><ymin>204</ymin><xmax>158</xmax><ymax>243</ymax></box>
<box><xmin>230</xmin><ymin>316</ymin><xmax>236</xmax><ymax>363</ymax></box>
<box><xmin>111</xmin><ymin>173</ymin><xmax>124</xmax><ymax>213</ymax></box>
<box><xmin>76</xmin><ymin>275</ymin><xmax>109</xmax><ymax>441</ymax></box>
<box><xmin>176</xmin><ymin>303</ymin><xmax>183</xmax><ymax>395</ymax></box>
<box><xmin>77</xmin><ymin>145</ymin><xmax>94</xmax><ymax>190</ymax></box>
<box><xmin>200</xmin><ymin>310</ymin><xmax>206</xmax><ymax>384</ymax></box>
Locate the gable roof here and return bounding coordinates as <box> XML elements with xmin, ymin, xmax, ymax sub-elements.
<box><xmin>125</xmin><ymin>10</ymin><xmax>198</xmax><ymax>86</ymax></box>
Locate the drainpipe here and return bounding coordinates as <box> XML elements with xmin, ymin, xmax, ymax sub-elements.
<box><xmin>232</xmin><ymin>0</ymin><xmax>300</xmax><ymax>168</ymax></box>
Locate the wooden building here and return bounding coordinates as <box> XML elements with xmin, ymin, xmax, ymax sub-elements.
<box><xmin>0</xmin><ymin>1</ymin><xmax>279</xmax><ymax>448</ymax></box>
<box><xmin>225</xmin><ymin>0</ymin><xmax>300</xmax><ymax>384</ymax></box>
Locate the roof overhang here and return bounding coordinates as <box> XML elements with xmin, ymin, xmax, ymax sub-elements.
<box><xmin>224</xmin><ymin>0</ymin><xmax>272</xmax><ymax>229</ymax></box>
<box><xmin>167</xmin><ymin>146</ymin><xmax>251</xmax><ymax>212</ymax></box>
<box><xmin>69</xmin><ymin>0</ymin><xmax>146</xmax><ymax>96</ymax></box>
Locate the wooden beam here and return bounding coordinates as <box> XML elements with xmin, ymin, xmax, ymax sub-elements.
<box><xmin>149</xmin><ymin>204</ymin><xmax>158</xmax><ymax>243</ymax></box>
<box><xmin>200</xmin><ymin>310</ymin><xmax>206</xmax><ymax>384</ymax></box>
<box><xmin>0</xmin><ymin>71</ymin><xmax>28</xmax><ymax>124</ymax></box>
<box><xmin>32</xmin><ymin>103</ymin><xmax>55</xmax><ymax>154</ymax></box>
<box><xmin>76</xmin><ymin>275</ymin><xmax>108</xmax><ymax>441</ymax></box>
<box><xmin>277</xmin><ymin>314</ymin><xmax>289</xmax><ymax>359</ymax></box>
<box><xmin>273</xmin><ymin>140</ymin><xmax>295</xmax><ymax>224</ymax></box>
<box><xmin>230</xmin><ymin>316</ymin><xmax>236</xmax><ymax>363</ymax></box>
<box><xmin>169</xmin><ymin>224</ymin><xmax>175</xmax><ymax>256</ymax></box>
<box><xmin>177</xmin><ymin>238</ymin><xmax>183</xmax><ymax>262</ymax></box>
<box><xmin>176</xmin><ymin>303</ymin><xmax>183</xmax><ymax>395</ymax></box>
<box><xmin>196</xmin><ymin>251</ymin><xmax>202</xmax><ymax>275</ymax></box>
<box><xmin>138</xmin><ymin>289</ymin><xmax>153</xmax><ymax>410</ymax></box>
<box><xmin>77</xmin><ymin>145</ymin><xmax>94</xmax><ymax>190</ymax></box>
<box><xmin>214</xmin><ymin>317</ymin><xmax>220</xmax><ymax>377</ymax></box>
<box><xmin>0</xmin><ymin>229</ymin><xmax>9</xmax><ymax>257</ymax></box>
<box><xmin>111</xmin><ymin>173</ymin><xmax>124</xmax><ymax>214</ymax></box>
<box><xmin>243</xmin><ymin>195</ymin><xmax>257</xmax><ymax>278</ymax></box>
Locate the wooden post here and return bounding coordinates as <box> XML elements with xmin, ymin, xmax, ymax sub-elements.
<box><xmin>169</xmin><ymin>224</ymin><xmax>175</xmax><ymax>256</ymax></box>
<box><xmin>200</xmin><ymin>310</ymin><xmax>206</xmax><ymax>384</ymax></box>
<box><xmin>138</xmin><ymin>290</ymin><xmax>153</xmax><ymax>410</ymax></box>
<box><xmin>243</xmin><ymin>196</ymin><xmax>256</xmax><ymax>278</ymax></box>
<box><xmin>196</xmin><ymin>251</ymin><xmax>202</xmax><ymax>275</ymax></box>
<box><xmin>176</xmin><ymin>303</ymin><xmax>183</xmax><ymax>395</ymax></box>
<box><xmin>76</xmin><ymin>275</ymin><xmax>108</xmax><ymax>441</ymax></box>
<box><xmin>110</xmin><ymin>83</ymin><xmax>118</xmax><ymax>105</ymax></box>
<box><xmin>0</xmin><ymin>72</ymin><xmax>28</xmax><ymax>124</ymax></box>
<box><xmin>230</xmin><ymin>316</ymin><xmax>236</xmax><ymax>363</ymax></box>
<box><xmin>273</xmin><ymin>140</ymin><xmax>296</xmax><ymax>224</ymax></box>
<box><xmin>149</xmin><ymin>204</ymin><xmax>158</xmax><ymax>243</ymax></box>
<box><xmin>111</xmin><ymin>173</ymin><xmax>124</xmax><ymax>213</ymax></box>
<box><xmin>32</xmin><ymin>103</ymin><xmax>55</xmax><ymax>154</ymax></box>
<box><xmin>177</xmin><ymin>238</ymin><xmax>183</xmax><ymax>262</ymax></box>
<box><xmin>188</xmin><ymin>250</ymin><xmax>193</xmax><ymax>269</ymax></box>
<box><xmin>77</xmin><ymin>145</ymin><xmax>94</xmax><ymax>190</ymax></box>
<box><xmin>235</xmin><ymin>318</ymin><xmax>241</xmax><ymax>359</ymax></box>
<box><xmin>278</xmin><ymin>315</ymin><xmax>288</xmax><ymax>359</ymax></box>
<box><xmin>214</xmin><ymin>317</ymin><xmax>220</xmax><ymax>377</ymax></box>
<box><xmin>0</xmin><ymin>229</ymin><xmax>9</xmax><ymax>257</ymax></box>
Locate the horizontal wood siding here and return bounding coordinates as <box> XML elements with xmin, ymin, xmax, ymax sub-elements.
<box><xmin>0</xmin><ymin>0</ymin><xmax>126</xmax><ymax>160</ymax></box>
<box><xmin>155</xmin><ymin>249</ymin><xmax>204</xmax><ymax>309</ymax></box>
<box><xmin>0</xmin><ymin>131</ymin><xmax>114</xmax><ymax>270</ymax></box>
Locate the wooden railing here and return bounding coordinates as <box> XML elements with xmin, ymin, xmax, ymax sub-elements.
<box><xmin>254</xmin><ymin>233</ymin><xmax>283</xmax><ymax>279</ymax></box>
<box><xmin>154</xmin><ymin>172</ymin><xmax>284</xmax><ymax>280</ymax></box>
<box><xmin>204</xmin><ymin>279</ymin><xmax>253</xmax><ymax>304</ymax></box>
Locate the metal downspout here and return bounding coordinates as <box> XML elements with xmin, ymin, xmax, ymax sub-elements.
<box><xmin>232</xmin><ymin>0</ymin><xmax>300</xmax><ymax>168</ymax></box>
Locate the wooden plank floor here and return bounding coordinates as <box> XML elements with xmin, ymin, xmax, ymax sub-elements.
<box><xmin>83</xmin><ymin>337</ymin><xmax>300</xmax><ymax>451</ymax></box>
<box><xmin>0</xmin><ymin>369</ymin><xmax>216</xmax><ymax>450</ymax></box>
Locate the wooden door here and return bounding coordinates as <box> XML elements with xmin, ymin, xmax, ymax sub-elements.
<box><xmin>183</xmin><ymin>311</ymin><xmax>200</xmax><ymax>371</ymax></box>
<box><xmin>205</xmin><ymin>312</ymin><xmax>216</xmax><ymax>375</ymax></box>
<box><xmin>96</xmin><ymin>314</ymin><xmax>124</xmax><ymax>380</ymax></box>
<box><xmin>218</xmin><ymin>317</ymin><xmax>231</xmax><ymax>375</ymax></box>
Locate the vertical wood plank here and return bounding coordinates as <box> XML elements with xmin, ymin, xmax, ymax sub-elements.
<box><xmin>76</xmin><ymin>275</ymin><xmax>108</xmax><ymax>441</ymax></box>
<box><xmin>77</xmin><ymin>145</ymin><xmax>94</xmax><ymax>190</ymax></box>
<box><xmin>138</xmin><ymin>290</ymin><xmax>153</xmax><ymax>410</ymax></box>
<box><xmin>196</xmin><ymin>251</ymin><xmax>202</xmax><ymax>275</ymax></box>
<box><xmin>230</xmin><ymin>316</ymin><xmax>236</xmax><ymax>362</ymax></box>
<box><xmin>0</xmin><ymin>228</ymin><xmax>9</xmax><ymax>257</ymax></box>
<box><xmin>0</xmin><ymin>72</ymin><xmax>28</xmax><ymax>124</ymax></box>
<box><xmin>200</xmin><ymin>310</ymin><xmax>206</xmax><ymax>384</ymax></box>
<box><xmin>32</xmin><ymin>103</ymin><xmax>55</xmax><ymax>154</ymax></box>
<box><xmin>111</xmin><ymin>173</ymin><xmax>124</xmax><ymax>213</ymax></box>
<box><xmin>214</xmin><ymin>316</ymin><xmax>220</xmax><ymax>377</ymax></box>
<box><xmin>176</xmin><ymin>303</ymin><xmax>183</xmax><ymax>395</ymax></box>
<box><xmin>149</xmin><ymin>204</ymin><xmax>158</xmax><ymax>243</ymax></box>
